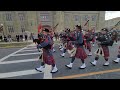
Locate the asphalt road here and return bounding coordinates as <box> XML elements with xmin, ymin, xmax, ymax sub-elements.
<box><xmin>0</xmin><ymin>41</ymin><xmax>119</xmax><ymax>79</ymax></box>
<box><xmin>0</xmin><ymin>48</ymin><xmax>21</xmax><ymax>59</ymax></box>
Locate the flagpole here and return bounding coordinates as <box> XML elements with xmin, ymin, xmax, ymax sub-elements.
<box><xmin>84</xmin><ymin>20</ymin><xmax>89</xmax><ymax>31</ymax></box>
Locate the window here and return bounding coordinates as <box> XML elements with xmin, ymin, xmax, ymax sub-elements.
<box><xmin>74</xmin><ymin>15</ymin><xmax>80</xmax><ymax>21</ymax></box>
<box><xmin>84</xmin><ymin>15</ymin><xmax>89</xmax><ymax>21</ymax></box>
<box><xmin>40</xmin><ymin>15</ymin><xmax>50</xmax><ymax>21</ymax></box>
<box><xmin>21</xmin><ymin>26</ymin><xmax>25</xmax><ymax>32</ymax></box>
<box><xmin>65</xmin><ymin>14</ymin><xmax>69</xmax><ymax>22</ymax></box>
<box><xmin>7</xmin><ymin>26</ymin><xmax>14</xmax><ymax>33</ymax></box>
<box><xmin>30</xmin><ymin>21</ymin><xmax>34</xmax><ymax>26</ymax></box>
<box><xmin>18</xmin><ymin>13</ymin><xmax>25</xmax><ymax>21</ymax></box>
<box><xmin>91</xmin><ymin>15</ymin><xmax>96</xmax><ymax>21</ymax></box>
<box><xmin>5</xmin><ymin>13</ymin><xmax>12</xmax><ymax>21</ymax></box>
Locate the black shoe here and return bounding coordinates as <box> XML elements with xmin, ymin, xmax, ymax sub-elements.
<box><xmin>51</xmin><ymin>70</ymin><xmax>58</xmax><ymax>73</ymax></box>
<box><xmin>35</xmin><ymin>68</ymin><xmax>42</xmax><ymax>72</ymax></box>
<box><xmin>60</xmin><ymin>54</ymin><xmax>64</xmax><ymax>57</ymax></box>
<box><xmin>65</xmin><ymin>65</ymin><xmax>72</xmax><ymax>69</ymax></box>
<box><xmin>103</xmin><ymin>64</ymin><xmax>109</xmax><ymax>66</ymax></box>
<box><xmin>113</xmin><ymin>60</ymin><xmax>119</xmax><ymax>63</ymax></box>
<box><xmin>90</xmin><ymin>62</ymin><xmax>96</xmax><ymax>66</ymax></box>
<box><xmin>79</xmin><ymin>67</ymin><xmax>86</xmax><ymax>69</ymax></box>
<box><xmin>88</xmin><ymin>55</ymin><xmax>92</xmax><ymax>56</ymax></box>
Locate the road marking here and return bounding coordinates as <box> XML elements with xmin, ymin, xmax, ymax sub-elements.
<box><xmin>43</xmin><ymin>64</ymin><xmax>52</xmax><ymax>79</ymax></box>
<box><xmin>11</xmin><ymin>52</ymin><xmax>40</xmax><ymax>56</ymax></box>
<box><xmin>27</xmin><ymin>44</ymin><xmax>36</xmax><ymax>47</ymax></box>
<box><xmin>0</xmin><ymin>46</ymin><xmax>28</xmax><ymax>62</ymax></box>
<box><xmin>20</xmin><ymin>49</ymin><xmax>38</xmax><ymax>52</ymax></box>
<box><xmin>23</xmin><ymin>48</ymin><xmax>37</xmax><ymax>50</ymax></box>
<box><xmin>0</xmin><ymin>59</ymin><xmax>39</xmax><ymax>64</ymax></box>
<box><xmin>25</xmin><ymin>47</ymin><xmax>37</xmax><ymax>49</ymax></box>
<box><xmin>0</xmin><ymin>69</ymin><xmax>43</xmax><ymax>78</ymax></box>
<box><xmin>54</xmin><ymin>68</ymin><xmax>120</xmax><ymax>79</ymax></box>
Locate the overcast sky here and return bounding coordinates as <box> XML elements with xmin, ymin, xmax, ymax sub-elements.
<box><xmin>105</xmin><ymin>11</ymin><xmax>120</xmax><ymax>20</ymax></box>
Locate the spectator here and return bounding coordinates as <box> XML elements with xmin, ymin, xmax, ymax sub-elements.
<box><xmin>33</xmin><ymin>34</ymin><xmax>38</xmax><ymax>44</ymax></box>
<box><xmin>30</xmin><ymin>33</ymin><xmax>33</xmax><ymax>40</ymax></box>
<box><xmin>0</xmin><ymin>35</ymin><xmax>2</xmax><ymax>41</ymax></box>
<box><xmin>20</xmin><ymin>35</ymin><xmax>23</xmax><ymax>42</ymax></box>
<box><xmin>4</xmin><ymin>35</ymin><xmax>7</xmax><ymax>42</ymax></box>
<box><xmin>8</xmin><ymin>35</ymin><xmax>12</xmax><ymax>42</ymax></box>
<box><xmin>25</xmin><ymin>34</ymin><xmax>28</xmax><ymax>41</ymax></box>
<box><xmin>16</xmin><ymin>35</ymin><xmax>19</xmax><ymax>42</ymax></box>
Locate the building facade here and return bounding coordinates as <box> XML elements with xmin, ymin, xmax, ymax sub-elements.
<box><xmin>105</xmin><ymin>17</ymin><xmax>120</xmax><ymax>30</ymax></box>
<box><xmin>0</xmin><ymin>11</ymin><xmax>105</xmax><ymax>38</ymax></box>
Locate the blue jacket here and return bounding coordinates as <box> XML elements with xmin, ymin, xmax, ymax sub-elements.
<box><xmin>75</xmin><ymin>31</ymin><xmax>83</xmax><ymax>46</ymax></box>
<box><xmin>37</xmin><ymin>35</ymin><xmax>52</xmax><ymax>49</ymax></box>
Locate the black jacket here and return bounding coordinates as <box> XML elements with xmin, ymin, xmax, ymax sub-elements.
<box><xmin>96</xmin><ymin>33</ymin><xmax>111</xmax><ymax>46</ymax></box>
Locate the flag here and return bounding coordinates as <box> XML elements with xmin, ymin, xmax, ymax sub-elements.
<box><xmin>38</xmin><ymin>22</ymin><xmax>42</xmax><ymax>34</ymax></box>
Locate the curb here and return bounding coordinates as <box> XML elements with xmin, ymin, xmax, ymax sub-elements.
<box><xmin>0</xmin><ymin>45</ymin><xmax>27</xmax><ymax>49</ymax></box>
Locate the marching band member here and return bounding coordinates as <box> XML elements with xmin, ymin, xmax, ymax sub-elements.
<box><xmin>60</xmin><ymin>29</ymin><xmax>70</xmax><ymax>57</ymax></box>
<box><xmin>65</xmin><ymin>25</ymin><xmax>87</xmax><ymax>69</ymax></box>
<box><xmin>84</xmin><ymin>30</ymin><xmax>93</xmax><ymax>56</ymax></box>
<box><xmin>67</xmin><ymin>30</ymin><xmax>77</xmax><ymax>58</ymax></box>
<box><xmin>35</xmin><ymin>28</ymin><xmax>58</xmax><ymax>73</ymax></box>
<box><xmin>113</xmin><ymin>46</ymin><xmax>120</xmax><ymax>63</ymax></box>
<box><xmin>91</xmin><ymin>28</ymin><xmax>112</xmax><ymax>66</ymax></box>
<box><xmin>92</xmin><ymin>31</ymin><xmax>96</xmax><ymax>47</ymax></box>
<box><xmin>59</xmin><ymin>32</ymin><xmax>64</xmax><ymax>49</ymax></box>
<box><xmin>111</xmin><ymin>30</ymin><xmax>118</xmax><ymax>45</ymax></box>
<box><xmin>49</xmin><ymin>30</ymin><xmax>56</xmax><ymax>53</ymax></box>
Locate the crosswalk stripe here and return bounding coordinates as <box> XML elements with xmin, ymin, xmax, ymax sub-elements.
<box><xmin>0</xmin><ymin>47</ymin><xmax>28</xmax><ymax>62</ymax></box>
<box><xmin>0</xmin><ymin>59</ymin><xmax>39</xmax><ymax>64</ymax></box>
<box><xmin>26</xmin><ymin>43</ymin><xmax>36</xmax><ymax>46</ymax></box>
<box><xmin>11</xmin><ymin>52</ymin><xmax>40</xmax><ymax>56</ymax></box>
<box><xmin>43</xmin><ymin>64</ymin><xmax>52</xmax><ymax>79</ymax></box>
<box><xmin>25</xmin><ymin>47</ymin><xmax>37</xmax><ymax>49</ymax></box>
<box><xmin>0</xmin><ymin>69</ymin><xmax>43</xmax><ymax>78</ymax></box>
<box><xmin>20</xmin><ymin>49</ymin><xmax>38</xmax><ymax>52</ymax></box>
<box><xmin>24</xmin><ymin>48</ymin><xmax>37</xmax><ymax>50</ymax></box>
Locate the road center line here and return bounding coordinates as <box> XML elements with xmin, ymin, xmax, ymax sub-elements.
<box><xmin>53</xmin><ymin>68</ymin><xmax>120</xmax><ymax>79</ymax></box>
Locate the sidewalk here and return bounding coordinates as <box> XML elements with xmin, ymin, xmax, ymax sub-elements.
<box><xmin>0</xmin><ymin>40</ymin><xmax>33</xmax><ymax>44</ymax></box>
<box><xmin>0</xmin><ymin>40</ymin><xmax>33</xmax><ymax>48</ymax></box>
